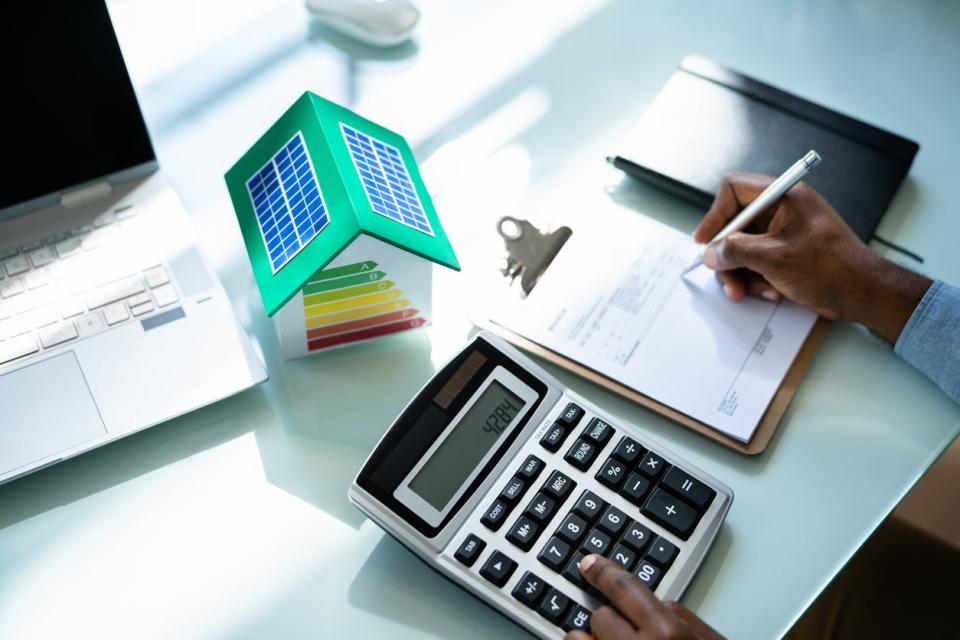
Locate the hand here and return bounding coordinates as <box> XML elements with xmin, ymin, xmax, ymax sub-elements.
<box><xmin>564</xmin><ymin>554</ymin><xmax>724</xmax><ymax>640</ymax></box>
<box><xmin>693</xmin><ymin>173</ymin><xmax>931</xmax><ymax>344</ymax></box>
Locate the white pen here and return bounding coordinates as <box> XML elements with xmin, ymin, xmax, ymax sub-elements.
<box><xmin>681</xmin><ymin>150</ymin><xmax>822</xmax><ymax>276</ymax></box>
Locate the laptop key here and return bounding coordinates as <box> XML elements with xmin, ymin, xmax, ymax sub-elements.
<box><xmin>0</xmin><ymin>334</ymin><xmax>39</xmax><ymax>365</ymax></box>
<box><xmin>1</xmin><ymin>277</ymin><xmax>25</xmax><ymax>299</ymax></box>
<box><xmin>85</xmin><ymin>275</ymin><xmax>145</xmax><ymax>309</ymax></box>
<box><xmin>3</xmin><ymin>255</ymin><xmax>30</xmax><ymax>276</ymax></box>
<box><xmin>38</xmin><ymin>321</ymin><xmax>78</xmax><ymax>348</ymax></box>
<box><xmin>103</xmin><ymin>302</ymin><xmax>129</xmax><ymax>326</ymax></box>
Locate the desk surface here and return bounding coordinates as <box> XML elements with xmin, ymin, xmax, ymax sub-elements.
<box><xmin>2</xmin><ymin>1</ymin><xmax>959</xmax><ymax>638</ymax></box>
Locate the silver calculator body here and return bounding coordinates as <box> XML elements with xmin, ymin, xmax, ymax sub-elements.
<box><xmin>349</xmin><ymin>332</ymin><xmax>732</xmax><ymax>638</ymax></box>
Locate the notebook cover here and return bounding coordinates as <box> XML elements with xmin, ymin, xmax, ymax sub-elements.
<box><xmin>613</xmin><ymin>55</ymin><xmax>919</xmax><ymax>241</ymax></box>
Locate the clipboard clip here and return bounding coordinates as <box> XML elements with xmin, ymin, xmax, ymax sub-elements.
<box><xmin>497</xmin><ymin>216</ymin><xmax>572</xmax><ymax>297</ymax></box>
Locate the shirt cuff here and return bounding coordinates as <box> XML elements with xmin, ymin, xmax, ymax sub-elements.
<box><xmin>895</xmin><ymin>280</ymin><xmax>960</xmax><ymax>403</ymax></box>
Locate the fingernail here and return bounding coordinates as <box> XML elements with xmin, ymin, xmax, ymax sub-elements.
<box><xmin>723</xmin><ymin>284</ymin><xmax>733</xmax><ymax>298</ymax></box>
<box><xmin>578</xmin><ymin>554</ymin><xmax>597</xmax><ymax>573</ymax></box>
<box><xmin>761</xmin><ymin>289</ymin><xmax>779</xmax><ymax>301</ymax></box>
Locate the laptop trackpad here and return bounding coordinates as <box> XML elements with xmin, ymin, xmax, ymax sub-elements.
<box><xmin>0</xmin><ymin>352</ymin><xmax>107</xmax><ymax>475</ymax></box>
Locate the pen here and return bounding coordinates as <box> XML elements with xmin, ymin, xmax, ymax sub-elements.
<box><xmin>681</xmin><ymin>150</ymin><xmax>822</xmax><ymax>276</ymax></box>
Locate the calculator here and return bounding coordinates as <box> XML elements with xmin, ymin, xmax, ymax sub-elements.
<box><xmin>349</xmin><ymin>332</ymin><xmax>732</xmax><ymax>638</ymax></box>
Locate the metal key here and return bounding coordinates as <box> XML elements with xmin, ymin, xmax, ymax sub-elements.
<box><xmin>496</xmin><ymin>216</ymin><xmax>571</xmax><ymax>297</ymax></box>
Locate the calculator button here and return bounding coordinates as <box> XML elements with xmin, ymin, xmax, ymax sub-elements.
<box><xmin>536</xmin><ymin>587</ymin><xmax>572</xmax><ymax>624</ymax></box>
<box><xmin>542</xmin><ymin>470</ymin><xmax>576</xmax><ymax>501</ymax></box>
<box><xmin>500</xmin><ymin>476</ymin><xmax>526</xmax><ymax>502</ymax></box>
<box><xmin>480</xmin><ymin>550</ymin><xmax>518</xmax><ymax>587</ymax></box>
<box><xmin>454</xmin><ymin>534</ymin><xmax>486</xmax><ymax>567</ymax></box>
<box><xmin>642</xmin><ymin>488</ymin><xmax>699</xmax><ymax>540</ymax></box>
<box><xmin>540</xmin><ymin>422</ymin><xmax>569</xmax><ymax>452</ymax></box>
<box><xmin>562</xmin><ymin>552</ymin><xmax>587</xmax><ymax>588</ymax></box>
<box><xmin>524</xmin><ymin>493</ymin><xmax>557</xmax><ymax>523</ymax></box>
<box><xmin>646</xmin><ymin>536</ymin><xmax>679</xmax><ymax>569</ymax></box>
<box><xmin>563</xmin><ymin>438</ymin><xmax>599</xmax><ymax>471</ymax></box>
<box><xmin>481</xmin><ymin>499</ymin><xmax>511</xmax><ymax>531</ymax></box>
<box><xmin>572</xmin><ymin>490</ymin><xmax>606</xmax><ymax>521</ymax></box>
<box><xmin>563</xmin><ymin>604</ymin><xmax>592</xmax><ymax>633</ymax></box>
<box><xmin>660</xmin><ymin>467</ymin><xmax>716</xmax><ymax>511</ymax></box>
<box><xmin>582</xmin><ymin>417</ymin><xmax>614</xmax><ymax>447</ymax></box>
<box><xmin>511</xmin><ymin>571</ymin><xmax>548</xmax><ymax>608</ymax></box>
<box><xmin>637</xmin><ymin>450</ymin><xmax>667</xmax><ymax>480</ymax></box>
<box><xmin>506</xmin><ymin>516</ymin><xmax>541</xmax><ymax>551</ymax></box>
<box><xmin>538</xmin><ymin>536</ymin><xmax>572</xmax><ymax>572</ymax></box>
<box><xmin>610</xmin><ymin>543</ymin><xmax>638</xmax><ymax>572</ymax></box>
<box><xmin>517</xmin><ymin>454</ymin><xmax>545</xmax><ymax>481</ymax></box>
<box><xmin>611</xmin><ymin>436</ymin><xmax>643</xmax><ymax>465</ymax></box>
<box><xmin>621</xmin><ymin>522</ymin><xmax>653</xmax><ymax>554</ymax></box>
<box><xmin>634</xmin><ymin>559</ymin><xmax>663</xmax><ymax>590</ymax></box>
<box><xmin>555</xmin><ymin>513</ymin><xmax>588</xmax><ymax>544</ymax></box>
<box><xmin>580</xmin><ymin>528</ymin><xmax>612</xmax><ymax>556</ymax></box>
<box><xmin>557</xmin><ymin>402</ymin><xmax>584</xmax><ymax>426</ymax></box>
<box><xmin>596</xmin><ymin>457</ymin><xmax>627</xmax><ymax>490</ymax></box>
<box><xmin>597</xmin><ymin>505</ymin><xmax>628</xmax><ymax>537</ymax></box>
<box><xmin>619</xmin><ymin>472</ymin><xmax>652</xmax><ymax>506</ymax></box>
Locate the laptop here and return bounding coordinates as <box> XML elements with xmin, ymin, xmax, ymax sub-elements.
<box><xmin>0</xmin><ymin>2</ymin><xmax>268</xmax><ymax>484</ymax></box>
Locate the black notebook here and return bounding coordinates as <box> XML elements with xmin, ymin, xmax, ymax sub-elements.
<box><xmin>610</xmin><ymin>55</ymin><xmax>919</xmax><ymax>241</ymax></box>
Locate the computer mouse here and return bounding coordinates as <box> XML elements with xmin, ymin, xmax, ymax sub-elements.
<box><xmin>306</xmin><ymin>0</ymin><xmax>420</xmax><ymax>47</ymax></box>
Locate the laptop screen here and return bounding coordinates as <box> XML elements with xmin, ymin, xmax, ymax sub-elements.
<box><xmin>0</xmin><ymin>1</ymin><xmax>155</xmax><ymax>212</ymax></box>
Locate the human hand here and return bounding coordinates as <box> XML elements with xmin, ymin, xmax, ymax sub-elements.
<box><xmin>564</xmin><ymin>554</ymin><xmax>724</xmax><ymax>640</ymax></box>
<box><xmin>693</xmin><ymin>173</ymin><xmax>931</xmax><ymax>344</ymax></box>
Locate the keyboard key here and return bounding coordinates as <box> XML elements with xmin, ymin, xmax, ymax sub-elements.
<box><xmin>454</xmin><ymin>534</ymin><xmax>485</xmax><ymax>567</ymax></box>
<box><xmin>76</xmin><ymin>311</ymin><xmax>106</xmax><ymax>337</ymax></box>
<box><xmin>28</xmin><ymin>246</ymin><xmax>57</xmax><ymax>268</ymax></box>
<box><xmin>597</xmin><ymin>505</ymin><xmax>628</xmax><ymax>537</ymax></box>
<box><xmin>517</xmin><ymin>454</ymin><xmax>545</xmax><ymax>481</ymax></box>
<box><xmin>85</xmin><ymin>275</ymin><xmax>144</xmax><ymax>309</ymax></box>
<box><xmin>542</xmin><ymin>470</ymin><xmax>575</xmax><ymax>501</ymax></box>
<box><xmin>0</xmin><ymin>334</ymin><xmax>39</xmax><ymax>366</ymax></box>
<box><xmin>0</xmin><ymin>247</ymin><xmax>19</xmax><ymax>260</ymax></box>
<box><xmin>621</xmin><ymin>522</ymin><xmax>653</xmax><ymax>553</ymax></box>
<box><xmin>537</xmin><ymin>588</ymin><xmax>571</xmax><ymax>624</ymax></box>
<box><xmin>562</xmin><ymin>552</ymin><xmax>587</xmax><ymax>588</ymax></box>
<box><xmin>152</xmin><ymin>283</ymin><xmax>179</xmax><ymax>308</ymax></box>
<box><xmin>127</xmin><ymin>292</ymin><xmax>152</xmax><ymax>308</ymax></box>
<box><xmin>540</xmin><ymin>422</ymin><xmax>568</xmax><ymax>452</ymax></box>
<box><xmin>563</xmin><ymin>604</ymin><xmax>592</xmax><ymax>633</ymax></box>
<box><xmin>555</xmin><ymin>513</ymin><xmax>588</xmax><ymax>544</ymax></box>
<box><xmin>524</xmin><ymin>493</ymin><xmax>556</xmax><ymax>523</ymax></box>
<box><xmin>596</xmin><ymin>457</ymin><xmax>627</xmax><ymax>490</ymax></box>
<box><xmin>610</xmin><ymin>543</ymin><xmax>638</xmax><ymax>571</ymax></box>
<box><xmin>635</xmin><ymin>559</ymin><xmax>663</xmax><ymax>590</ymax></box>
<box><xmin>103</xmin><ymin>302</ymin><xmax>129</xmax><ymax>326</ymax></box>
<box><xmin>638</xmin><ymin>450</ymin><xmax>667</xmax><ymax>480</ymax></box>
<box><xmin>511</xmin><ymin>571</ymin><xmax>547</xmax><ymax>608</ymax></box>
<box><xmin>38</xmin><ymin>320</ymin><xmax>78</xmax><ymax>348</ymax></box>
<box><xmin>500</xmin><ymin>476</ymin><xmax>526</xmax><ymax>502</ymax></box>
<box><xmin>557</xmin><ymin>402</ymin><xmax>584</xmax><ymax>426</ymax></box>
<box><xmin>646</xmin><ymin>537</ymin><xmax>679</xmax><ymax>569</ymax></box>
<box><xmin>481</xmin><ymin>499</ymin><xmax>511</xmax><ymax>531</ymax></box>
<box><xmin>0</xmin><ymin>277</ymin><xmax>24</xmax><ymax>298</ymax></box>
<box><xmin>506</xmin><ymin>516</ymin><xmax>540</xmax><ymax>551</ymax></box>
<box><xmin>580</xmin><ymin>528</ymin><xmax>612</xmax><ymax>556</ymax></box>
<box><xmin>582</xmin><ymin>417</ymin><xmax>614</xmax><ymax>446</ymax></box>
<box><xmin>660</xmin><ymin>467</ymin><xmax>716</xmax><ymax>511</ymax></box>
<box><xmin>563</xmin><ymin>438</ymin><xmax>599</xmax><ymax>471</ymax></box>
<box><xmin>144</xmin><ymin>266</ymin><xmax>171</xmax><ymax>288</ymax></box>
<box><xmin>3</xmin><ymin>255</ymin><xmax>30</xmax><ymax>276</ymax></box>
<box><xmin>572</xmin><ymin>491</ymin><xmax>606</xmax><ymax>521</ymax></box>
<box><xmin>131</xmin><ymin>301</ymin><xmax>154</xmax><ymax>316</ymax></box>
<box><xmin>54</xmin><ymin>236</ymin><xmax>83</xmax><ymax>258</ymax></box>
<box><xmin>537</xmin><ymin>536</ymin><xmax>572</xmax><ymax>572</ymax></box>
<box><xmin>24</xmin><ymin>269</ymin><xmax>50</xmax><ymax>290</ymax></box>
<box><xmin>611</xmin><ymin>436</ymin><xmax>643</xmax><ymax>464</ymax></box>
<box><xmin>480</xmin><ymin>551</ymin><xmax>517</xmax><ymax>588</ymax></box>
<box><xmin>642</xmin><ymin>489</ymin><xmax>700</xmax><ymax>540</ymax></box>
<box><xmin>620</xmin><ymin>472</ymin><xmax>652</xmax><ymax>506</ymax></box>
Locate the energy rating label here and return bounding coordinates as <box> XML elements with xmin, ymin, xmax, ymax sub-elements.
<box><xmin>302</xmin><ymin>260</ymin><xmax>425</xmax><ymax>351</ymax></box>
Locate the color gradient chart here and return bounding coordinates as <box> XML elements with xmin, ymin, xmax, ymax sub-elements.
<box><xmin>302</xmin><ymin>260</ymin><xmax>424</xmax><ymax>351</ymax></box>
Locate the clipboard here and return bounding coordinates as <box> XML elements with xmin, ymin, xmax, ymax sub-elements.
<box><xmin>472</xmin><ymin>217</ymin><xmax>830</xmax><ymax>455</ymax></box>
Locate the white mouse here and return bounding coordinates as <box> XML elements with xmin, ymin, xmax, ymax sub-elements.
<box><xmin>306</xmin><ymin>0</ymin><xmax>420</xmax><ymax>47</ymax></box>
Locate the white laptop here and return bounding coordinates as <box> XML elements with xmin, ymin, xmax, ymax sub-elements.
<box><xmin>0</xmin><ymin>2</ymin><xmax>268</xmax><ymax>484</ymax></box>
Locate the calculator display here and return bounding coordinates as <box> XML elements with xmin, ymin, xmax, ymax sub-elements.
<box><xmin>409</xmin><ymin>382</ymin><xmax>525</xmax><ymax>511</ymax></box>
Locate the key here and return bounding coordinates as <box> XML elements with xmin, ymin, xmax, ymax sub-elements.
<box><xmin>144</xmin><ymin>265</ymin><xmax>171</xmax><ymax>288</ymax></box>
<box><xmin>580</xmin><ymin>528</ymin><xmax>611</xmax><ymax>556</ymax></box>
<box><xmin>0</xmin><ymin>334</ymin><xmax>39</xmax><ymax>365</ymax></box>
<box><xmin>563</xmin><ymin>604</ymin><xmax>592</xmax><ymax>633</ymax></box>
<box><xmin>563</xmin><ymin>438</ymin><xmax>598</xmax><ymax>471</ymax></box>
<box><xmin>596</xmin><ymin>457</ymin><xmax>626</xmax><ymax>490</ymax></box>
<box><xmin>131</xmin><ymin>301</ymin><xmax>155</xmax><ymax>316</ymax></box>
<box><xmin>557</xmin><ymin>402</ymin><xmax>584</xmax><ymax>426</ymax></box>
<box><xmin>0</xmin><ymin>277</ymin><xmax>25</xmax><ymax>298</ymax></box>
<box><xmin>611</xmin><ymin>436</ymin><xmax>643</xmax><ymax>464</ymax></box>
<box><xmin>646</xmin><ymin>537</ymin><xmax>679</xmax><ymax>569</ymax></box>
<box><xmin>619</xmin><ymin>472</ymin><xmax>651</xmax><ymax>506</ymax></box>
<box><xmin>542</xmin><ymin>470</ymin><xmax>575</xmax><ymax>501</ymax></box>
<box><xmin>523</xmin><ymin>493</ymin><xmax>556</xmax><ymax>523</ymax></box>
<box><xmin>562</xmin><ymin>551</ymin><xmax>587</xmax><ymax>588</ymax></box>
<box><xmin>28</xmin><ymin>246</ymin><xmax>57</xmax><ymax>268</ymax></box>
<box><xmin>481</xmin><ymin>499</ymin><xmax>510</xmax><ymax>531</ymax></box>
<box><xmin>76</xmin><ymin>311</ymin><xmax>106</xmax><ymax>337</ymax></box>
<box><xmin>572</xmin><ymin>491</ymin><xmax>606</xmax><ymax>521</ymax></box>
<box><xmin>660</xmin><ymin>467</ymin><xmax>716</xmax><ymax>511</ymax></box>
<box><xmin>85</xmin><ymin>275</ymin><xmax>145</xmax><ymax>309</ymax></box>
<box><xmin>634</xmin><ymin>559</ymin><xmax>663</xmax><ymax>590</ymax></box>
<box><xmin>499</xmin><ymin>476</ymin><xmax>525</xmax><ymax>502</ymax></box>
<box><xmin>103</xmin><ymin>302</ymin><xmax>129</xmax><ymax>326</ymax></box>
<box><xmin>54</xmin><ymin>236</ymin><xmax>84</xmax><ymax>258</ymax></box>
<box><xmin>454</xmin><ymin>534</ymin><xmax>485</xmax><ymax>567</ymax></box>
<box><xmin>597</xmin><ymin>505</ymin><xmax>628</xmax><ymax>537</ymax></box>
<box><xmin>555</xmin><ymin>513</ymin><xmax>588</xmax><ymax>544</ymax></box>
<box><xmin>537</xmin><ymin>536</ymin><xmax>572</xmax><ymax>572</ymax></box>
<box><xmin>536</xmin><ymin>588</ymin><xmax>571</xmax><ymax>624</ymax></box>
<box><xmin>3</xmin><ymin>254</ymin><xmax>30</xmax><ymax>276</ymax></box>
<box><xmin>642</xmin><ymin>489</ymin><xmax>700</xmax><ymax>540</ymax></box>
<box><xmin>638</xmin><ymin>450</ymin><xmax>667</xmax><ymax>480</ymax></box>
<box><xmin>540</xmin><ymin>422</ymin><xmax>568</xmax><ymax>452</ymax></box>
<box><xmin>621</xmin><ymin>522</ymin><xmax>653</xmax><ymax>554</ymax></box>
<box><xmin>609</xmin><ymin>544</ymin><xmax>637</xmax><ymax>572</ymax></box>
<box><xmin>480</xmin><ymin>551</ymin><xmax>517</xmax><ymax>588</ymax></box>
<box><xmin>506</xmin><ymin>516</ymin><xmax>540</xmax><ymax>551</ymax></box>
<box><xmin>511</xmin><ymin>571</ymin><xmax>547</xmax><ymax>608</ymax></box>
<box><xmin>582</xmin><ymin>417</ymin><xmax>614</xmax><ymax>446</ymax></box>
<box><xmin>152</xmin><ymin>283</ymin><xmax>179</xmax><ymax>308</ymax></box>
<box><xmin>38</xmin><ymin>321</ymin><xmax>78</xmax><ymax>348</ymax></box>
<box><xmin>517</xmin><ymin>454</ymin><xmax>545</xmax><ymax>481</ymax></box>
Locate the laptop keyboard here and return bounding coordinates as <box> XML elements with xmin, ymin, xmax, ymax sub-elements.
<box><xmin>0</xmin><ymin>205</ymin><xmax>181</xmax><ymax>367</ymax></box>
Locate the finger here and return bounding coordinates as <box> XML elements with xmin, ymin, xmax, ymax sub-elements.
<box><xmin>663</xmin><ymin>601</ymin><xmax>726</xmax><ymax>640</ymax></box>
<box><xmin>590</xmin><ymin>605</ymin><xmax>638</xmax><ymax>638</ymax></box>
<box><xmin>715</xmin><ymin>270</ymin><xmax>746</xmax><ymax>302</ymax></box>
<box><xmin>693</xmin><ymin>173</ymin><xmax>775</xmax><ymax>243</ymax></box>
<box><xmin>744</xmin><ymin>273</ymin><xmax>781</xmax><ymax>302</ymax></box>
<box><xmin>702</xmin><ymin>231</ymin><xmax>782</xmax><ymax>276</ymax></box>
<box><xmin>579</xmin><ymin>554</ymin><xmax>661</xmax><ymax>628</ymax></box>
<box><xmin>563</xmin><ymin>631</ymin><xmax>593</xmax><ymax>640</ymax></box>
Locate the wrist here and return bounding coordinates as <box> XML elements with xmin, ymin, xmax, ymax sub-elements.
<box><xmin>851</xmin><ymin>255</ymin><xmax>932</xmax><ymax>345</ymax></box>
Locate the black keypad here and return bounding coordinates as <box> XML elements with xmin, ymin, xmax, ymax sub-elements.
<box><xmin>543</xmin><ymin>470</ymin><xmax>576</xmax><ymax>501</ymax></box>
<box><xmin>634</xmin><ymin>559</ymin><xmax>663</xmax><ymax>590</ymax></box>
<box><xmin>637</xmin><ymin>450</ymin><xmax>667</xmax><ymax>480</ymax></box>
<box><xmin>538</xmin><ymin>536</ymin><xmax>572</xmax><ymax>572</ymax></box>
<box><xmin>620</xmin><ymin>472</ymin><xmax>651</xmax><ymax>506</ymax></box>
<box><xmin>596</xmin><ymin>457</ymin><xmax>627</xmax><ymax>490</ymax></box>
<box><xmin>555</xmin><ymin>513</ymin><xmax>588</xmax><ymax>544</ymax></box>
<box><xmin>580</xmin><ymin>527</ymin><xmax>612</xmax><ymax>556</ymax></box>
<box><xmin>572</xmin><ymin>490</ymin><xmax>606</xmax><ymax>521</ymax></box>
<box><xmin>557</xmin><ymin>402</ymin><xmax>585</xmax><ymax>426</ymax></box>
<box><xmin>537</xmin><ymin>587</ymin><xmax>572</xmax><ymax>623</ymax></box>
<box><xmin>524</xmin><ymin>493</ymin><xmax>557</xmax><ymax>523</ymax></box>
<box><xmin>563</xmin><ymin>605</ymin><xmax>592</xmax><ymax>633</ymax></box>
<box><xmin>564</xmin><ymin>438</ymin><xmax>599</xmax><ymax>471</ymax></box>
<box><xmin>646</xmin><ymin>536</ymin><xmax>679</xmax><ymax>569</ymax></box>
<box><xmin>481</xmin><ymin>499</ymin><xmax>510</xmax><ymax>531</ymax></box>
<box><xmin>517</xmin><ymin>454</ymin><xmax>545</xmax><ymax>481</ymax></box>
<box><xmin>562</xmin><ymin>552</ymin><xmax>587</xmax><ymax>588</ymax></box>
<box><xmin>661</xmin><ymin>467</ymin><xmax>716</xmax><ymax>511</ymax></box>
<box><xmin>511</xmin><ymin>571</ymin><xmax>547</xmax><ymax>608</ymax></box>
<box><xmin>480</xmin><ymin>550</ymin><xmax>517</xmax><ymax>587</ymax></box>
<box><xmin>621</xmin><ymin>522</ymin><xmax>653</xmax><ymax>554</ymax></box>
<box><xmin>610</xmin><ymin>543</ymin><xmax>638</xmax><ymax>572</ymax></box>
<box><xmin>506</xmin><ymin>515</ymin><xmax>540</xmax><ymax>551</ymax></box>
<box><xmin>499</xmin><ymin>476</ymin><xmax>526</xmax><ymax>503</ymax></box>
<box><xmin>454</xmin><ymin>534</ymin><xmax>486</xmax><ymax>567</ymax></box>
<box><xmin>540</xmin><ymin>422</ymin><xmax>569</xmax><ymax>452</ymax></box>
<box><xmin>597</xmin><ymin>505</ymin><xmax>628</xmax><ymax>537</ymax></box>
<box><xmin>642</xmin><ymin>488</ymin><xmax>699</xmax><ymax>540</ymax></box>
<box><xmin>582</xmin><ymin>417</ymin><xmax>614</xmax><ymax>446</ymax></box>
<box><xmin>611</xmin><ymin>436</ymin><xmax>643</xmax><ymax>465</ymax></box>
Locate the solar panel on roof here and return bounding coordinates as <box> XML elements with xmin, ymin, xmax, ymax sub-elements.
<box><xmin>340</xmin><ymin>123</ymin><xmax>434</xmax><ymax>236</ymax></box>
<box><xmin>246</xmin><ymin>132</ymin><xmax>329</xmax><ymax>273</ymax></box>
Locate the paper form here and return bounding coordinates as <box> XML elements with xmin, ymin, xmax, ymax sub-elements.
<box><xmin>489</xmin><ymin>209</ymin><xmax>817</xmax><ymax>442</ymax></box>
